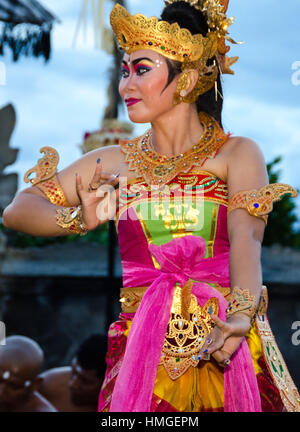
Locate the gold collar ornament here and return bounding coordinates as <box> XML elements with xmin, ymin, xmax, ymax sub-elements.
<box><xmin>110</xmin><ymin>1</ymin><xmax>239</xmax><ymax>97</ymax></box>
<box><xmin>119</xmin><ymin>111</ymin><xmax>230</xmax><ymax>186</ymax></box>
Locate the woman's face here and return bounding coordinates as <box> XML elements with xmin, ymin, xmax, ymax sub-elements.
<box><xmin>119</xmin><ymin>49</ymin><xmax>178</xmax><ymax>123</ymax></box>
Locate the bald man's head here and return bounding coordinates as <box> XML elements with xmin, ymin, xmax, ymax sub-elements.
<box><xmin>0</xmin><ymin>336</ymin><xmax>44</xmax><ymax>380</ymax></box>
<box><xmin>0</xmin><ymin>336</ymin><xmax>44</xmax><ymax>409</ymax></box>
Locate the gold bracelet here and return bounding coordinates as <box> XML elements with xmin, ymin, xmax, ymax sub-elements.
<box><xmin>55</xmin><ymin>205</ymin><xmax>89</xmax><ymax>236</ymax></box>
<box><xmin>226</xmin><ymin>286</ymin><xmax>256</xmax><ymax>320</ymax></box>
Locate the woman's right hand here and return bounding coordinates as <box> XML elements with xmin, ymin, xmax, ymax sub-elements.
<box><xmin>211</xmin><ymin>335</ymin><xmax>244</xmax><ymax>367</ymax></box>
<box><xmin>75</xmin><ymin>159</ymin><xmax>120</xmax><ymax>230</ymax></box>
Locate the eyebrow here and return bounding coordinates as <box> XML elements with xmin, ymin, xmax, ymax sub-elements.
<box><xmin>122</xmin><ymin>57</ymin><xmax>155</xmax><ymax>66</ymax></box>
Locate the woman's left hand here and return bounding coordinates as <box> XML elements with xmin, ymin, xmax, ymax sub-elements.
<box><xmin>198</xmin><ymin>313</ymin><xmax>251</xmax><ymax>359</ymax></box>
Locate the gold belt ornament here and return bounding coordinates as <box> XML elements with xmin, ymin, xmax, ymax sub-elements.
<box><xmin>119</xmin><ymin>286</ymin><xmax>149</xmax><ymax>313</ymax></box>
<box><xmin>120</xmin><ymin>281</ymin><xmax>219</xmax><ymax>380</ymax></box>
<box><xmin>159</xmin><ymin>281</ymin><xmax>219</xmax><ymax>380</ymax></box>
<box><xmin>120</xmin><ymin>283</ymin><xmax>229</xmax><ymax>314</ymax></box>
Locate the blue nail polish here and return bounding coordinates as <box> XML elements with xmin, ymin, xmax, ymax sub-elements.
<box><xmin>203</xmin><ymin>349</ymin><xmax>208</xmax><ymax>353</ymax></box>
<box><xmin>97</xmin><ymin>157</ymin><xmax>101</xmax><ymax>164</ymax></box>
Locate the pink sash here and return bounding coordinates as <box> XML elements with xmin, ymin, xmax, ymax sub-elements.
<box><xmin>107</xmin><ymin>235</ymin><xmax>261</xmax><ymax>412</ymax></box>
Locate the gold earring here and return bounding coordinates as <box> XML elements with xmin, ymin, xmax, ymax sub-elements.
<box><xmin>174</xmin><ymin>72</ymin><xmax>191</xmax><ymax>105</ymax></box>
<box><xmin>215</xmin><ymin>80</ymin><xmax>218</xmax><ymax>101</ymax></box>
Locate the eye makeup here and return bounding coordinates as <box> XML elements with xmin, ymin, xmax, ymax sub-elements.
<box><xmin>134</xmin><ymin>64</ymin><xmax>152</xmax><ymax>75</ymax></box>
<box><xmin>133</xmin><ymin>60</ymin><xmax>153</xmax><ymax>71</ymax></box>
<box><xmin>121</xmin><ymin>63</ymin><xmax>130</xmax><ymax>73</ymax></box>
<box><xmin>121</xmin><ymin>61</ymin><xmax>152</xmax><ymax>77</ymax></box>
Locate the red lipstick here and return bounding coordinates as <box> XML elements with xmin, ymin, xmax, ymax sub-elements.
<box><xmin>125</xmin><ymin>98</ymin><xmax>141</xmax><ymax>106</ymax></box>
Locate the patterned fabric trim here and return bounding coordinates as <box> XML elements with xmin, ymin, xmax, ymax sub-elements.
<box><xmin>116</xmin><ymin>172</ymin><xmax>228</xmax><ymax>225</ymax></box>
<box><xmin>255</xmin><ymin>286</ymin><xmax>300</xmax><ymax>412</ymax></box>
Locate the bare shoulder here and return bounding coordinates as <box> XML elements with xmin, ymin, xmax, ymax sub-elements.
<box><xmin>39</xmin><ymin>367</ymin><xmax>71</xmax><ymax>394</ymax></box>
<box><xmin>223</xmin><ymin>135</ymin><xmax>265</xmax><ymax>159</ymax></box>
<box><xmin>39</xmin><ymin>366</ymin><xmax>71</xmax><ymax>381</ymax></box>
<box><xmin>225</xmin><ymin>136</ymin><xmax>269</xmax><ymax>197</ymax></box>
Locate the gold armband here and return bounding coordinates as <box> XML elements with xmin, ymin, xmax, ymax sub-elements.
<box><xmin>227</xmin><ymin>183</ymin><xmax>298</xmax><ymax>225</ymax></box>
<box><xmin>226</xmin><ymin>286</ymin><xmax>257</xmax><ymax>320</ymax></box>
<box><xmin>24</xmin><ymin>146</ymin><xmax>70</xmax><ymax>207</ymax></box>
<box><xmin>55</xmin><ymin>205</ymin><xmax>88</xmax><ymax>236</ymax></box>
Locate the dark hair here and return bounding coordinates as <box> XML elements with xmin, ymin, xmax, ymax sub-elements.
<box><xmin>160</xmin><ymin>1</ymin><xmax>223</xmax><ymax>128</ymax></box>
<box><xmin>75</xmin><ymin>334</ymin><xmax>107</xmax><ymax>379</ymax></box>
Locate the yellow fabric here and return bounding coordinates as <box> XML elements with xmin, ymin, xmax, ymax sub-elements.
<box><xmin>245</xmin><ymin>322</ymin><xmax>263</xmax><ymax>375</ymax></box>
<box><xmin>123</xmin><ymin>320</ymin><xmax>132</xmax><ymax>338</ymax></box>
<box><xmin>154</xmin><ymin>359</ymin><xmax>224</xmax><ymax>411</ymax></box>
<box><xmin>123</xmin><ymin>319</ymin><xmax>263</xmax><ymax>411</ymax></box>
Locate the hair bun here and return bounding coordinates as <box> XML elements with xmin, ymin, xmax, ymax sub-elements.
<box><xmin>161</xmin><ymin>1</ymin><xmax>208</xmax><ymax>36</ymax></box>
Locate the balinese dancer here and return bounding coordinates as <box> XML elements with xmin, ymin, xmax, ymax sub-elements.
<box><xmin>3</xmin><ymin>1</ymin><xmax>300</xmax><ymax>412</ymax></box>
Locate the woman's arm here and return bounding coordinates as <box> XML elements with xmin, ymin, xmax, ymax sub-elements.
<box><xmin>3</xmin><ymin>145</ymin><xmax>123</xmax><ymax>236</ymax></box>
<box><xmin>199</xmin><ymin>136</ymin><xmax>269</xmax><ymax>360</ymax></box>
<box><xmin>227</xmin><ymin>136</ymin><xmax>269</xmax><ymax>309</ymax></box>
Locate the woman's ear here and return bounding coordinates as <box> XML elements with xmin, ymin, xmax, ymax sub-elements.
<box><xmin>186</xmin><ymin>69</ymin><xmax>199</xmax><ymax>95</ymax></box>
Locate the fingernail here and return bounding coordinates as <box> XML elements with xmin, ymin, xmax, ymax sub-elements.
<box><xmin>203</xmin><ymin>349</ymin><xmax>208</xmax><ymax>353</ymax></box>
<box><xmin>115</xmin><ymin>173</ymin><xmax>120</xmax><ymax>177</ymax></box>
<box><xmin>97</xmin><ymin>157</ymin><xmax>101</xmax><ymax>164</ymax></box>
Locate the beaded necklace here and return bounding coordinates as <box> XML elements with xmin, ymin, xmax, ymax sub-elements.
<box><xmin>120</xmin><ymin>111</ymin><xmax>230</xmax><ymax>186</ymax></box>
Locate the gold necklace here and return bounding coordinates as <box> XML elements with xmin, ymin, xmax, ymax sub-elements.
<box><xmin>120</xmin><ymin>111</ymin><xmax>230</xmax><ymax>186</ymax></box>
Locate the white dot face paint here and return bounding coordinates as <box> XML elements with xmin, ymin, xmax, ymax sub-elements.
<box><xmin>24</xmin><ymin>380</ymin><xmax>31</xmax><ymax>388</ymax></box>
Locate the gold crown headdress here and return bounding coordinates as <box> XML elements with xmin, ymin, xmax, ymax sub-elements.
<box><xmin>164</xmin><ymin>0</ymin><xmax>239</xmax><ymax>75</ymax></box>
<box><xmin>165</xmin><ymin>0</ymin><xmax>234</xmax><ymax>41</ymax></box>
<box><xmin>110</xmin><ymin>1</ymin><xmax>239</xmax><ymax>99</ymax></box>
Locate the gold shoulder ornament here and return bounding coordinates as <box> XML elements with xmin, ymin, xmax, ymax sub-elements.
<box><xmin>227</xmin><ymin>183</ymin><xmax>298</xmax><ymax>225</ymax></box>
<box><xmin>24</xmin><ymin>146</ymin><xmax>70</xmax><ymax>207</ymax></box>
<box><xmin>23</xmin><ymin>147</ymin><xmax>88</xmax><ymax>236</ymax></box>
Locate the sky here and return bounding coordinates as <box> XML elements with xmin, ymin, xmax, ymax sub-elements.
<box><xmin>1</xmin><ymin>0</ymin><xmax>300</xmax><ymax>223</ymax></box>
